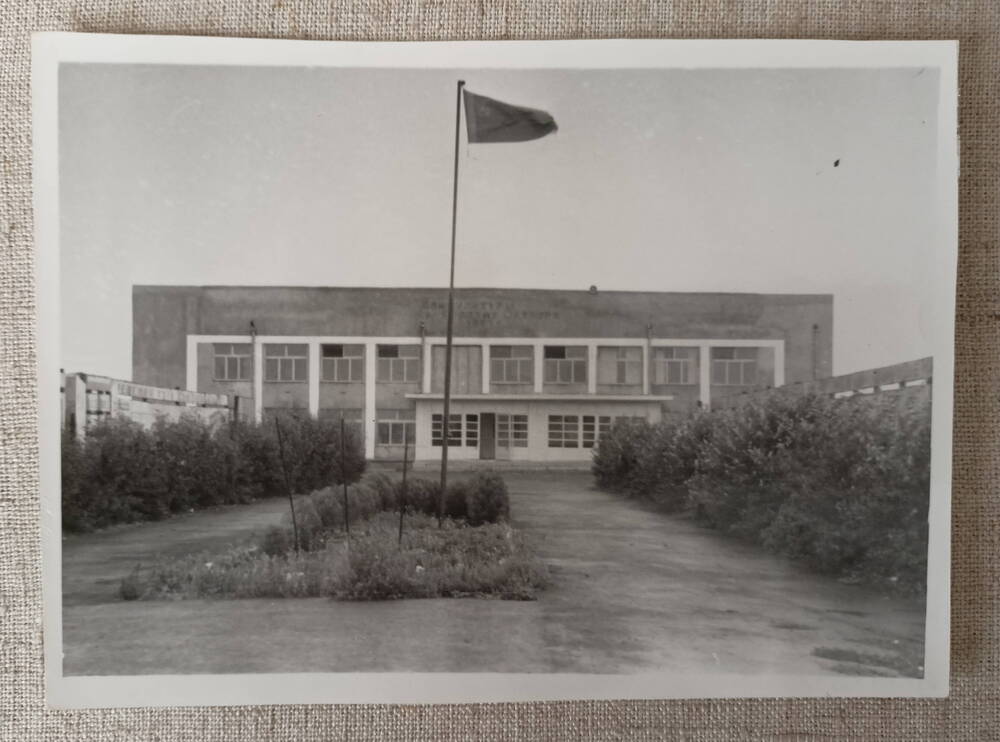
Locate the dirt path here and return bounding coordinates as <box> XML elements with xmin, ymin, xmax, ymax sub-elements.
<box><xmin>506</xmin><ymin>471</ymin><xmax>925</xmax><ymax>677</ymax></box>
<box><xmin>62</xmin><ymin>497</ymin><xmax>294</xmax><ymax>606</ymax></box>
<box><xmin>62</xmin><ymin>471</ymin><xmax>925</xmax><ymax>676</ymax></box>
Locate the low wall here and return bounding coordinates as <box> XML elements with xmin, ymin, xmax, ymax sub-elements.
<box><xmin>62</xmin><ymin>372</ymin><xmax>243</xmax><ymax>436</ymax></box>
<box><xmin>712</xmin><ymin>357</ymin><xmax>932</xmax><ymax>410</ymax></box>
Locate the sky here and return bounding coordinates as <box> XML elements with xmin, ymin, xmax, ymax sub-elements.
<box><xmin>58</xmin><ymin>63</ymin><xmax>943</xmax><ymax>379</ymax></box>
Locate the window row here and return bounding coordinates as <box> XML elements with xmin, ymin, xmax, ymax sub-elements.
<box><xmin>547</xmin><ymin>415</ymin><xmax>609</xmax><ymax>449</ymax></box>
<box><xmin>428</xmin><ymin>413</ymin><xmax>529</xmax><ymax>448</ymax></box>
<box><xmin>213</xmin><ymin>343</ymin><xmax>766</xmax><ymax>387</ymax></box>
<box><xmin>431</xmin><ymin>413</ymin><xmax>479</xmax><ymax>447</ymax></box>
<box><xmin>212</xmin><ymin>343</ymin><xmax>421</xmax><ymax>383</ymax></box>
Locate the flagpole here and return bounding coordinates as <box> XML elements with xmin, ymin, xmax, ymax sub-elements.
<box><xmin>438</xmin><ymin>79</ymin><xmax>465</xmax><ymax>526</ymax></box>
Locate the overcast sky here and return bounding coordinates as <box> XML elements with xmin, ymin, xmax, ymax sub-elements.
<box><xmin>59</xmin><ymin>63</ymin><xmax>942</xmax><ymax>378</ymax></box>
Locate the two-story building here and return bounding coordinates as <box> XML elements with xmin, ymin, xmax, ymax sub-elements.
<box><xmin>132</xmin><ymin>286</ymin><xmax>833</xmax><ymax>462</ymax></box>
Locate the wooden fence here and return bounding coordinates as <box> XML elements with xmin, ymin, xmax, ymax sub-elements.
<box><xmin>712</xmin><ymin>357</ymin><xmax>932</xmax><ymax>409</ymax></box>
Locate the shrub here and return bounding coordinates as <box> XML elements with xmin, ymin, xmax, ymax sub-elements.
<box><xmin>443</xmin><ymin>480</ymin><xmax>470</xmax><ymax>520</ymax></box>
<box><xmin>400</xmin><ymin>477</ymin><xmax>440</xmax><ymax>516</ymax></box>
<box><xmin>260</xmin><ymin>525</ymin><xmax>295</xmax><ymax>557</ymax></box>
<box><xmin>118</xmin><ymin>565</ymin><xmax>144</xmax><ymax>601</ymax></box>
<box><xmin>61</xmin><ymin>413</ymin><xmax>367</xmax><ymax>532</ymax></box>
<box><xmin>464</xmin><ymin>471</ymin><xmax>510</xmax><ymax>525</ymax></box>
<box><xmin>591</xmin><ymin>388</ymin><xmax>932</xmax><ymax>594</ymax></box>
<box><xmin>367</xmin><ymin>472</ymin><xmax>399</xmax><ymax>511</ymax></box>
<box><xmin>308</xmin><ymin>487</ymin><xmax>343</xmax><ymax>530</ymax></box>
<box><xmin>590</xmin><ymin>417</ymin><xmax>650</xmax><ymax>492</ymax></box>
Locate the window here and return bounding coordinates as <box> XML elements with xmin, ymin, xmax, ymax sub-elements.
<box><xmin>376</xmin><ymin>409</ymin><xmax>415</xmax><ymax>446</ymax></box>
<box><xmin>598</xmin><ymin>416</ymin><xmax>612</xmax><ymax>438</ymax></box>
<box><xmin>213</xmin><ymin>343</ymin><xmax>252</xmax><ymax>381</ymax></box>
<box><xmin>491</xmin><ymin>345</ymin><xmax>534</xmax><ymax>384</ymax></box>
<box><xmin>544</xmin><ymin>346</ymin><xmax>587</xmax><ymax>384</ymax></box>
<box><xmin>711</xmin><ymin>347</ymin><xmax>759</xmax><ymax>386</ymax></box>
<box><xmin>377</xmin><ymin>344</ymin><xmax>421</xmax><ymax>383</ymax></box>
<box><xmin>582</xmin><ymin>415</ymin><xmax>612</xmax><ymax>448</ymax></box>
<box><xmin>264</xmin><ymin>344</ymin><xmax>308</xmax><ymax>382</ymax></box>
<box><xmin>497</xmin><ymin>414</ymin><xmax>529</xmax><ymax>448</ymax></box>
<box><xmin>652</xmin><ymin>347</ymin><xmax>697</xmax><ymax>385</ymax></box>
<box><xmin>321</xmin><ymin>344</ymin><xmax>364</xmax><ymax>382</ymax></box>
<box><xmin>548</xmin><ymin>414</ymin><xmax>610</xmax><ymax>448</ymax></box>
<box><xmin>431</xmin><ymin>413</ymin><xmax>464</xmax><ymax>447</ymax></box>
<box><xmin>547</xmin><ymin>415</ymin><xmax>580</xmax><ymax>448</ymax></box>
<box><xmin>597</xmin><ymin>346</ymin><xmax>642</xmax><ymax>385</ymax></box>
<box><xmin>465</xmin><ymin>414</ymin><xmax>479</xmax><ymax>447</ymax></box>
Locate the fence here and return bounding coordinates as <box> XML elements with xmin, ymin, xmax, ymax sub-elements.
<box><xmin>712</xmin><ymin>357</ymin><xmax>932</xmax><ymax>410</ymax></box>
<box><xmin>61</xmin><ymin>372</ymin><xmax>249</xmax><ymax>437</ymax></box>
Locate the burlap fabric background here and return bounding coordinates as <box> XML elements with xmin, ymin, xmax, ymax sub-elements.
<box><xmin>2</xmin><ymin>1</ymin><xmax>997</xmax><ymax>739</ymax></box>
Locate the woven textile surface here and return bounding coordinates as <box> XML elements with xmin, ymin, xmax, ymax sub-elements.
<box><xmin>1</xmin><ymin>1</ymin><xmax>997</xmax><ymax>739</ymax></box>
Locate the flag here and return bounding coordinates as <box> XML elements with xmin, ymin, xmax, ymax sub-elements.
<box><xmin>462</xmin><ymin>89</ymin><xmax>557</xmax><ymax>143</ymax></box>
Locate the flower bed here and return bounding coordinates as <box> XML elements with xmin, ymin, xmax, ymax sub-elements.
<box><xmin>122</xmin><ymin>512</ymin><xmax>547</xmax><ymax>602</ymax></box>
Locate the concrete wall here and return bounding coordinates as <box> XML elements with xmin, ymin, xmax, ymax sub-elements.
<box><xmin>133</xmin><ymin>286</ymin><xmax>833</xmax><ymax>389</ymax></box>
<box><xmin>61</xmin><ymin>372</ymin><xmax>233</xmax><ymax>436</ymax></box>
<box><xmin>321</xmin><ymin>380</ymin><xmax>365</xmax><ymax>414</ymax></box>
<box><xmin>262</xmin><ymin>381</ymin><xmax>309</xmax><ymax>413</ymax></box>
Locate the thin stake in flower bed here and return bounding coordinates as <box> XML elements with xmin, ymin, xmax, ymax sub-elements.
<box><xmin>273</xmin><ymin>417</ymin><xmax>300</xmax><ymax>553</ymax></box>
<box><xmin>340</xmin><ymin>415</ymin><xmax>350</xmax><ymax>543</ymax></box>
<box><xmin>398</xmin><ymin>429</ymin><xmax>410</xmax><ymax>546</ymax></box>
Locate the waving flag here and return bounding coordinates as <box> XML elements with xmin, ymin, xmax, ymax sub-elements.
<box><xmin>437</xmin><ymin>82</ymin><xmax>558</xmax><ymax>521</ymax></box>
<box><xmin>462</xmin><ymin>89</ymin><xmax>558</xmax><ymax>143</ymax></box>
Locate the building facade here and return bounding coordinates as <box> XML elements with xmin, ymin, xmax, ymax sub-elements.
<box><xmin>61</xmin><ymin>372</ymin><xmax>236</xmax><ymax>437</ymax></box>
<box><xmin>133</xmin><ymin>286</ymin><xmax>833</xmax><ymax>462</ymax></box>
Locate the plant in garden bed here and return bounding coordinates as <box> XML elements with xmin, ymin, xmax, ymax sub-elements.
<box><xmin>332</xmin><ymin>512</ymin><xmax>546</xmax><ymax>601</ymax></box>
<box><xmin>122</xmin><ymin>512</ymin><xmax>547</xmax><ymax>602</ymax></box>
<box><xmin>259</xmin><ymin>470</ymin><xmax>512</xmax><ymax>555</ymax></box>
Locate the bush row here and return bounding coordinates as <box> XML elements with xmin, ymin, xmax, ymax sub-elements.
<box><xmin>261</xmin><ymin>471</ymin><xmax>511</xmax><ymax>554</ymax></box>
<box><xmin>126</xmin><ymin>511</ymin><xmax>547</xmax><ymax>602</ymax></box>
<box><xmin>62</xmin><ymin>414</ymin><xmax>366</xmax><ymax>532</ymax></box>
<box><xmin>591</xmin><ymin>388</ymin><xmax>932</xmax><ymax>594</ymax></box>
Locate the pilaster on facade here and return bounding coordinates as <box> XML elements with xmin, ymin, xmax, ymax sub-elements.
<box><xmin>421</xmin><ymin>335</ymin><xmax>432</xmax><ymax>394</ymax></box>
<box><xmin>642</xmin><ymin>337</ymin><xmax>651</xmax><ymax>396</ymax></box>
<box><xmin>698</xmin><ymin>344</ymin><xmax>711</xmax><ymax>409</ymax></box>
<box><xmin>481</xmin><ymin>342</ymin><xmax>490</xmax><ymax>394</ymax></box>
<box><xmin>586</xmin><ymin>344</ymin><xmax>598</xmax><ymax>394</ymax></box>
<box><xmin>185</xmin><ymin>335</ymin><xmax>198</xmax><ymax>392</ymax></box>
<box><xmin>252</xmin><ymin>339</ymin><xmax>263</xmax><ymax>424</ymax></box>
<box><xmin>774</xmin><ymin>341</ymin><xmax>786</xmax><ymax>387</ymax></box>
<box><xmin>533</xmin><ymin>341</ymin><xmax>544</xmax><ymax>393</ymax></box>
<box><xmin>363</xmin><ymin>342</ymin><xmax>377</xmax><ymax>459</ymax></box>
<box><xmin>307</xmin><ymin>341</ymin><xmax>320</xmax><ymax>417</ymax></box>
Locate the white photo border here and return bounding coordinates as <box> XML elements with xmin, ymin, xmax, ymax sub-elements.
<box><xmin>33</xmin><ymin>32</ymin><xmax>957</xmax><ymax>708</ymax></box>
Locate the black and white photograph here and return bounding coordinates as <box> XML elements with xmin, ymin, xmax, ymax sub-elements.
<box><xmin>34</xmin><ymin>35</ymin><xmax>957</xmax><ymax>706</ymax></box>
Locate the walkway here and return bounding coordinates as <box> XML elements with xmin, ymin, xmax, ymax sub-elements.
<box><xmin>62</xmin><ymin>470</ymin><xmax>925</xmax><ymax>676</ymax></box>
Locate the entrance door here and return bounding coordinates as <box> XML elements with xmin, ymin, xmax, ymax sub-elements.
<box><xmin>479</xmin><ymin>413</ymin><xmax>496</xmax><ymax>460</ymax></box>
